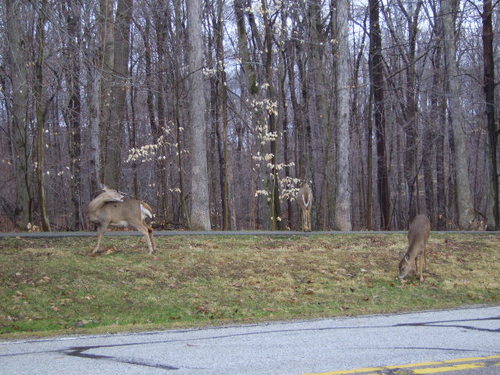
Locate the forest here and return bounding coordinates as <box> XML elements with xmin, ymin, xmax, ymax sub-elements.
<box><xmin>0</xmin><ymin>0</ymin><xmax>498</xmax><ymax>232</ymax></box>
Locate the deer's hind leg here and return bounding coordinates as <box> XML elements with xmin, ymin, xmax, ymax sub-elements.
<box><xmin>147</xmin><ymin>225</ymin><xmax>155</xmax><ymax>254</ymax></box>
<box><xmin>423</xmin><ymin>242</ymin><xmax>428</xmax><ymax>272</ymax></box>
<box><xmin>136</xmin><ymin>224</ymin><xmax>155</xmax><ymax>254</ymax></box>
<box><xmin>92</xmin><ymin>222</ymin><xmax>109</xmax><ymax>254</ymax></box>
<box><xmin>417</xmin><ymin>254</ymin><xmax>424</xmax><ymax>282</ymax></box>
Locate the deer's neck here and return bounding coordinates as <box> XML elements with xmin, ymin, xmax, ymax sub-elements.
<box><xmin>89</xmin><ymin>195</ymin><xmax>108</xmax><ymax>213</ymax></box>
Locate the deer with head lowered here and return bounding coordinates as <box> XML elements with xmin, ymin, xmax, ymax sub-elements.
<box><xmin>297</xmin><ymin>182</ymin><xmax>313</xmax><ymax>232</ymax></box>
<box><xmin>88</xmin><ymin>186</ymin><xmax>155</xmax><ymax>254</ymax></box>
<box><xmin>399</xmin><ymin>214</ymin><xmax>431</xmax><ymax>281</ymax></box>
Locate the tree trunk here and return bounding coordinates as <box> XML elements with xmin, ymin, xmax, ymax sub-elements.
<box><xmin>369</xmin><ymin>0</ymin><xmax>391</xmax><ymax>229</ymax></box>
<box><xmin>103</xmin><ymin>0</ymin><xmax>133</xmax><ymax>189</ymax></box>
<box><xmin>34</xmin><ymin>0</ymin><xmax>51</xmax><ymax>231</ymax></box>
<box><xmin>154</xmin><ymin>10</ymin><xmax>170</xmax><ymax>225</ymax></box>
<box><xmin>65</xmin><ymin>0</ymin><xmax>82</xmax><ymax>230</ymax></box>
<box><xmin>234</xmin><ymin>0</ymin><xmax>258</xmax><ymax>95</ymax></box>
<box><xmin>334</xmin><ymin>0</ymin><xmax>352</xmax><ymax>231</ymax></box>
<box><xmin>403</xmin><ymin>2</ymin><xmax>422</xmax><ymax>222</ymax></box>
<box><xmin>98</xmin><ymin>0</ymin><xmax>114</xmax><ymax>187</ymax></box>
<box><xmin>367</xmin><ymin>89</ymin><xmax>374</xmax><ymax>230</ymax></box>
<box><xmin>309</xmin><ymin>0</ymin><xmax>330</xmax><ymax>229</ymax></box>
<box><xmin>6</xmin><ymin>0</ymin><xmax>32</xmax><ymax>229</ymax></box>
<box><xmin>262</xmin><ymin>0</ymin><xmax>282</xmax><ymax>230</ymax></box>
<box><xmin>85</xmin><ymin>0</ymin><xmax>102</xmax><ymax>197</ymax></box>
<box><xmin>215</xmin><ymin>0</ymin><xmax>231</xmax><ymax>230</ymax></box>
<box><xmin>430</xmin><ymin>12</ymin><xmax>447</xmax><ymax>230</ymax></box>
<box><xmin>441</xmin><ymin>0</ymin><xmax>474</xmax><ymax>229</ymax></box>
<box><xmin>187</xmin><ymin>0</ymin><xmax>211</xmax><ymax>230</ymax></box>
<box><xmin>482</xmin><ymin>0</ymin><xmax>499</xmax><ymax>230</ymax></box>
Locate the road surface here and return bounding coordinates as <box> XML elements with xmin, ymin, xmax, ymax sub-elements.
<box><xmin>1</xmin><ymin>306</ymin><xmax>499</xmax><ymax>374</ymax></box>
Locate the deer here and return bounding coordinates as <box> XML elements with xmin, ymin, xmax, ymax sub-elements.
<box><xmin>297</xmin><ymin>182</ymin><xmax>313</xmax><ymax>232</ymax></box>
<box><xmin>88</xmin><ymin>186</ymin><xmax>155</xmax><ymax>254</ymax></box>
<box><xmin>399</xmin><ymin>214</ymin><xmax>431</xmax><ymax>281</ymax></box>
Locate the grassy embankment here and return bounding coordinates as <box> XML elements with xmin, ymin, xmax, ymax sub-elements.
<box><xmin>0</xmin><ymin>233</ymin><xmax>498</xmax><ymax>338</ymax></box>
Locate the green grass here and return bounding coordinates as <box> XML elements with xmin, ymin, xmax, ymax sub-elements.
<box><xmin>0</xmin><ymin>233</ymin><xmax>498</xmax><ymax>338</ymax></box>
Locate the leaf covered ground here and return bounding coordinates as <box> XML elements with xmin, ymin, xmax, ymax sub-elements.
<box><xmin>0</xmin><ymin>233</ymin><xmax>498</xmax><ymax>338</ymax></box>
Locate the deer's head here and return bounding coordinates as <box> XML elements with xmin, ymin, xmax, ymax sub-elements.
<box><xmin>398</xmin><ymin>252</ymin><xmax>413</xmax><ymax>280</ymax></box>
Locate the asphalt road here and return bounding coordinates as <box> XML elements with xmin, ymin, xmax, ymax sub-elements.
<box><xmin>1</xmin><ymin>306</ymin><xmax>499</xmax><ymax>375</ymax></box>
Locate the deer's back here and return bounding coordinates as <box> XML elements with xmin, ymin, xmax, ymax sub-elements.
<box><xmin>93</xmin><ymin>198</ymin><xmax>142</xmax><ymax>223</ymax></box>
<box><xmin>408</xmin><ymin>214</ymin><xmax>430</xmax><ymax>251</ymax></box>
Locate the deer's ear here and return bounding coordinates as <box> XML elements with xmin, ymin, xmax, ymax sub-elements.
<box><xmin>399</xmin><ymin>252</ymin><xmax>406</xmax><ymax>261</ymax></box>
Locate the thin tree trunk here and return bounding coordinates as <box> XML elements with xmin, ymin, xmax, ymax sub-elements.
<box><xmin>430</xmin><ymin>10</ymin><xmax>447</xmax><ymax>230</ymax></box>
<box><xmin>279</xmin><ymin>32</ymin><xmax>292</xmax><ymax>229</ymax></box>
<box><xmin>84</xmin><ymin>0</ymin><xmax>101</xmax><ymax>197</ymax></box>
<box><xmin>262</xmin><ymin>0</ymin><xmax>282</xmax><ymax>230</ymax></box>
<box><xmin>129</xmin><ymin>74</ymin><xmax>138</xmax><ymax>198</ymax></box>
<box><xmin>142</xmin><ymin>17</ymin><xmax>166</xmax><ymax>224</ymax></box>
<box><xmin>441</xmin><ymin>0</ymin><xmax>474</xmax><ymax>229</ymax></box>
<box><xmin>98</xmin><ymin>0</ymin><xmax>114</xmax><ymax>186</ymax></box>
<box><xmin>34</xmin><ymin>0</ymin><xmax>51</xmax><ymax>231</ymax></box>
<box><xmin>65</xmin><ymin>0</ymin><xmax>82</xmax><ymax>230</ymax></box>
<box><xmin>309</xmin><ymin>0</ymin><xmax>330</xmax><ymax>229</ymax></box>
<box><xmin>334</xmin><ymin>0</ymin><xmax>352</xmax><ymax>231</ymax></box>
<box><xmin>89</xmin><ymin>69</ymin><xmax>102</xmax><ymax>194</ymax></box>
<box><xmin>155</xmin><ymin>11</ymin><xmax>170</xmax><ymax>224</ymax></box>
<box><xmin>6</xmin><ymin>0</ymin><xmax>31</xmax><ymax>229</ymax></box>
<box><xmin>215</xmin><ymin>0</ymin><xmax>231</xmax><ymax>230</ymax></box>
<box><xmin>367</xmin><ymin>87</ymin><xmax>374</xmax><ymax>230</ymax></box>
<box><xmin>103</xmin><ymin>0</ymin><xmax>133</xmax><ymax>189</ymax></box>
<box><xmin>482</xmin><ymin>0</ymin><xmax>499</xmax><ymax>229</ymax></box>
<box><xmin>234</xmin><ymin>0</ymin><xmax>270</xmax><ymax>229</ymax></box>
<box><xmin>403</xmin><ymin>2</ymin><xmax>422</xmax><ymax>222</ymax></box>
<box><xmin>369</xmin><ymin>0</ymin><xmax>391</xmax><ymax>229</ymax></box>
<box><xmin>187</xmin><ymin>0</ymin><xmax>211</xmax><ymax>230</ymax></box>
<box><xmin>234</xmin><ymin>0</ymin><xmax>258</xmax><ymax>95</ymax></box>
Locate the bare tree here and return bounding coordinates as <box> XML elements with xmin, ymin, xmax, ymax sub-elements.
<box><xmin>382</xmin><ymin>0</ymin><xmax>423</xmax><ymax>222</ymax></box>
<box><xmin>34</xmin><ymin>0</ymin><xmax>51</xmax><ymax>231</ymax></box>
<box><xmin>212</xmin><ymin>0</ymin><xmax>232</xmax><ymax>230</ymax></box>
<box><xmin>262</xmin><ymin>0</ymin><xmax>282</xmax><ymax>230</ymax></box>
<box><xmin>187</xmin><ymin>0</ymin><xmax>211</xmax><ymax>230</ymax></box>
<box><xmin>334</xmin><ymin>0</ymin><xmax>352</xmax><ymax>231</ymax></box>
<box><xmin>63</xmin><ymin>0</ymin><xmax>82</xmax><ymax>230</ymax></box>
<box><xmin>369</xmin><ymin>0</ymin><xmax>391</xmax><ymax>229</ymax></box>
<box><xmin>103</xmin><ymin>0</ymin><xmax>133</xmax><ymax>189</ymax></box>
<box><xmin>308</xmin><ymin>0</ymin><xmax>331</xmax><ymax>229</ymax></box>
<box><xmin>441</xmin><ymin>0</ymin><xmax>474</xmax><ymax>229</ymax></box>
<box><xmin>482</xmin><ymin>0</ymin><xmax>499</xmax><ymax>230</ymax></box>
<box><xmin>97</xmin><ymin>0</ymin><xmax>114</xmax><ymax>189</ymax></box>
<box><xmin>5</xmin><ymin>0</ymin><xmax>32</xmax><ymax>229</ymax></box>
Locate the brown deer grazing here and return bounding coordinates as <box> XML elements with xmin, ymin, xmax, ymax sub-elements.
<box><xmin>297</xmin><ymin>182</ymin><xmax>313</xmax><ymax>232</ymax></box>
<box><xmin>399</xmin><ymin>214</ymin><xmax>431</xmax><ymax>281</ymax></box>
<box><xmin>88</xmin><ymin>186</ymin><xmax>155</xmax><ymax>254</ymax></box>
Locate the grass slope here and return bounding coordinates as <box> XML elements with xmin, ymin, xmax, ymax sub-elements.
<box><xmin>0</xmin><ymin>233</ymin><xmax>498</xmax><ymax>338</ymax></box>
